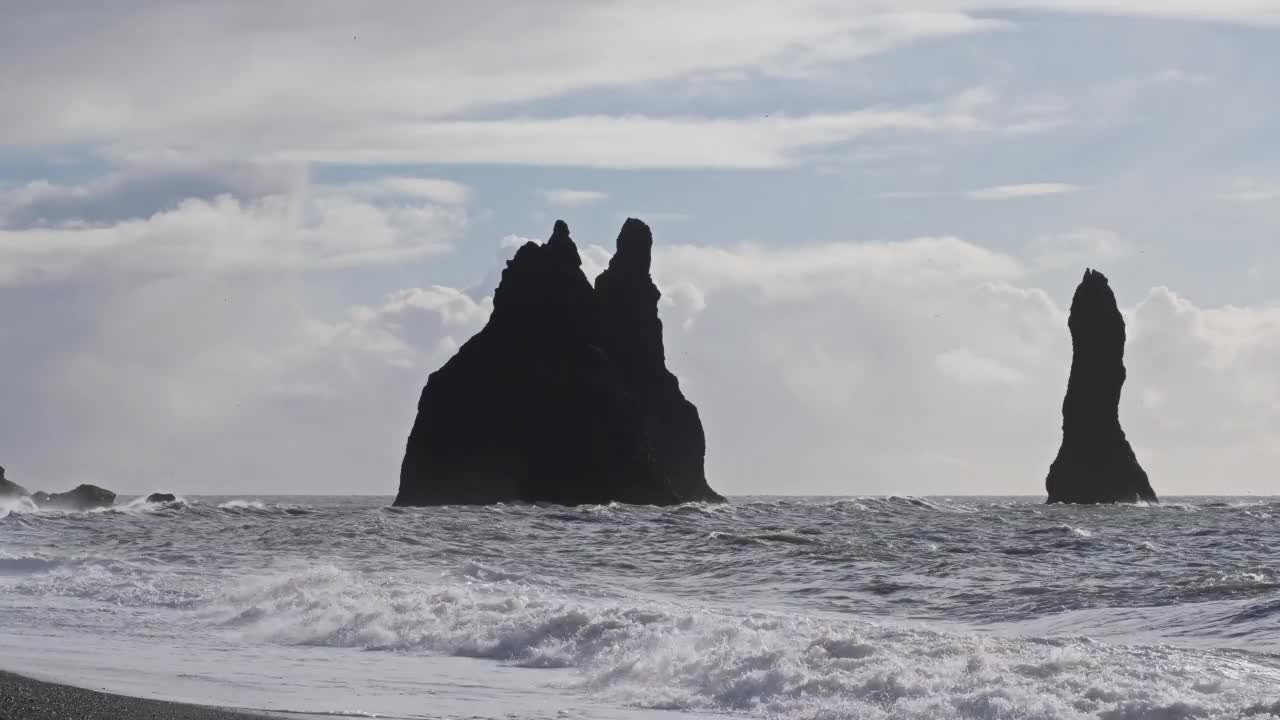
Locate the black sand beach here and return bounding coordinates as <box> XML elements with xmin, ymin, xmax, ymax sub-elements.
<box><xmin>0</xmin><ymin>671</ymin><xmax>268</xmax><ymax>720</ymax></box>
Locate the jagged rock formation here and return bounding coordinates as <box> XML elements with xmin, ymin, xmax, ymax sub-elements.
<box><xmin>32</xmin><ymin>484</ymin><xmax>117</xmax><ymax>511</ymax></box>
<box><xmin>0</xmin><ymin>467</ymin><xmax>116</xmax><ymax>510</ymax></box>
<box><xmin>146</xmin><ymin>493</ymin><xmax>178</xmax><ymax>504</ymax></box>
<box><xmin>0</xmin><ymin>466</ymin><xmax>28</xmax><ymax>498</ymax></box>
<box><xmin>396</xmin><ymin>218</ymin><xmax>723</xmax><ymax>506</ymax></box>
<box><xmin>1046</xmin><ymin>269</ymin><xmax>1157</xmax><ymax>504</ymax></box>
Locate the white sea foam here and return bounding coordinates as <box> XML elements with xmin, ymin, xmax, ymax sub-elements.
<box><xmin>216</xmin><ymin>499</ymin><xmax>313</xmax><ymax>516</ymax></box>
<box><xmin>0</xmin><ymin>495</ymin><xmax>39</xmax><ymax>518</ymax></box>
<box><xmin>218</xmin><ymin>499</ymin><xmax>270</xmax><ymax>510</ymax></box>
<box><xmin>203</xmin><ymin>567</ymin><xmax>1280</xmax><ymax>718</ymax></box>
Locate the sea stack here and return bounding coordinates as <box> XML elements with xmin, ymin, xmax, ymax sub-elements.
<box><xmin>1046</xmin><ymin>269</ymin><xmax>1157</xmax><ymax>504</ymax></box>
<box><xmin>0</xmin><ymin>466</ymin><xmax>29</xmax><ymax>498</ymax></box>
<box><xmin>395</xmin><ymin>219</ymin><xmax>723</xmax><ymax>506</ymax></box>
<box><xmin>32</xmin><ymin>484</ymin><xmax>117</xmax><ymax>511</ymax></box>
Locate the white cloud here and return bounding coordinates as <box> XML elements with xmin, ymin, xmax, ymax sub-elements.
<box><xmin>543</xmin><ymin>189</ymin><xmax>609</xmax><ymax>207</ymax></box>
<box><xmin>1221</xmin><ymin>177</ymin><xmax>1280</xmax><ymax>203</ymax></box>
<box><xmin>1029</xmin><ymin>228</ymin><xmax>1133</xmax><ymax>270</ymax></box>
<box><xmin>258</xmin><ymin>101</ymin><xmax>988</xmax><ymax>169</ymax></box>
<box><xmin>501</xmin><ymin>234</ymin><xmax>536</xmax><ymax>250</ymax></box>
<box><xmin>967</xmin><ymin>183</ymin><xmax>1081</xmax><ymax>200</ymax></box>
<box><xmin>0</xmin><ymin>173</ymin><xmax>465</xmax><ymax>286</ymax></box>
<box><xmin>0</xmin><ymin>160</ymin><xmax>303</xmax><ymax>228</ymax></box>
<box><xmin>935</xmin><ymin>348</ymin><xmax>1027</xmax><ymax>386</ymax></box>
<box><xmin>655</xmin><ymin>236</ymin><xmax>1022</xmax><ymax>298</ymax></box>
<box><xmin>0</xmin><ymin>4</ymin><xmax>1007</xmax><ymax>151</ymax></box>
<box><xmin>342</xmin><ymin>177</ymin><xmax>471</xmax><ymax>205</ymax></box>
<box><xmin>878</xmin><ymin>180</ymin><xmax>1083</xmax><ymax>202</ymax></box>
<box><xmin>650</xmin><ymin>239</ymin><xmax>1067</xmax><ymax>493</ymax></box>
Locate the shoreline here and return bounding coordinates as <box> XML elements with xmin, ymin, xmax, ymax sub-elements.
<box><xmin>0</xmin><ymin>670</ymin><xmax>271</xmax><ymax>720</ymax></box>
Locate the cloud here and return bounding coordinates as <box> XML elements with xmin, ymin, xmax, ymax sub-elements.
<box><xmin>0</xmin><ymin>170</ymin><xmax>465</xmax><ymax>286</ymax></box>
<box><xmin>655</xmin><ymin>236</ymin><xmax>1023</xmax><ymax>298</ymax></box>
<box><xmin>1221</xmin><ymin>177</ymin><xmax>1280</xmax><ymax>203</ymax></box>
<box><xmin>257</xmin><ymin>100</ymin><xmax>990</xmax><ymax>169</ymax></box>
<box><xmin>0</xmin><ymin>161</ymin><xmax>302</xmax><ymax>228</ymax></box>
<box><xmin>935</xmin><ymin>348</ymin><xmax>1027</xmax><ymax>386</ymax></box>
<box><xmin>649</xmin><ymin>238</ymin><xmax>1066</xmax><ymax>493</ymax></box>
<box><xmin>1029</xmin><ymin>228</ymin><xmax>1133</xmax><ymax>270</ymax></box>
<box><xmin>967</xmin><ymin>183</ymin><xmax>1081</xmax><ymax>200</ymax></box>
<box><xmin>341</xmin><ymin>177</ymin><xmax>471</xmax><ymax>205</ymax></box>
<box><xmin>0</xmin><ymin>4</ymin><xmax>1007</xmax><ymax>151</ymax></box>
<box><xmin>879</xmin><ymin>181</ymin><xmax>1081</xmax><ymax>202</ymax></box>
<box><xmin>543</xmin><ymin>189</ymin><xmax>609</xmax><ymax>208</ymax></box>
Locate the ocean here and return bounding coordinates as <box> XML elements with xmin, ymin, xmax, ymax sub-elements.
<box><xmin>1</xmin><ymin>495</ymin><xmax>1278</xmax><ymax>719</ymax></box>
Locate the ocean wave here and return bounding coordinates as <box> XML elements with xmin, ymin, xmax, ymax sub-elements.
<box><xmin>7</xmin><ymin>556</ymin><xmax>206</xmax><ymax>608</ymax></box>
<box><xmin>217</xmin><ymin>499</ymin><xmax>313</xmax><ymax>515</ymax></box>
<box><xmin>1027</xmin><ymin>524</ymin><xmax>1094</xmax><ymax>537</ymax></box>
<box><xmin>203</xmin><ymin>567</ymin><xmax>1280</xmax><ymax>718</ymax></box>
<box><xmin>0</xmin><ymin>495</ymin><xmax>39</xmax><ymax>518</ymax></box>
<box><xmin>822</xmin><ymin>496</ymin><xmax>979</xmax><ymax>514</ymax></box>
<box><xmin>0</xmin><ymin>554</ymin><xmax>66</xmax><ymax>574</ymax></box>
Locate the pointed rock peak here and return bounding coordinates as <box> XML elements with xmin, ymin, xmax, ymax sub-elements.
<box><xmin>609</xmin><ymin>217</ymin><xmax>653</xmax><ymax>275</ymax></box>
<box><xmin>545</xmin><ymin>219</ymin><xmax>582</xmax><ymax>268</ymax></box>
<box><xmin>1070</xmin><ymin>267</ymin><xmax>1122</xmax><ymax>327</ymax></box>
<box><xmin>510</xmin><ymin>240</ymin><xmax>541</xmax><ymax>265</ymax></box>
<box><xmin>1080</xmin><ymin>267</ymin><xmax>1109</xmax><ymax>287</ymax></box>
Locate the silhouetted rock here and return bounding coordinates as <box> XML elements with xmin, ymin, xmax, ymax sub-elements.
<box><xmin>0</xmin><ymin>466</ymin><xmax>29</xmax><ymax>498</ymax></box>
<box><xmin>32</xmin><ymin>484</ymin><xmax>117</xmax><ymax>511</ymax></box>
<box><xmin>1046</xmin><ymin>269</ymin><xmax>1157</xmax><ymax>504</ymax></box>
<box><xmin>146</xmin><ymin>493</ymin><xmax>178</xmax><ymax>504</ymax></box>
<box><xmin>396</xmin><ymin>219</ymin><xmax>723</xmax><ymax>506</ymax></box>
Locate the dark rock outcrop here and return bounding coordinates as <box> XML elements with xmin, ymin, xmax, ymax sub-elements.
<box><xmin>396</xmin><ymin>219</ymin><xmax>723</xmax><ymax>506</ymax></box>
<box><xmin>145</xmin><ymin>493</ymin><xmax>178</xmax><ymax>504</ymax></box>
<box><xmin>32</xmin><ymin>484</ymin><xmax>117</xmax><ymax>511</ymax></box>
<box><xmin>1046</xmin><ymin>269</ymin><xmax>1157</xmax><ymax>504</ymax></box>
<box><xmin>0</xmin><ymin>466</ymin><xmax>28</xmax><ymax>498</ymax></box>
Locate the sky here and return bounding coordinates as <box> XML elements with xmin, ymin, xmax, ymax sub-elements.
<box><xmin>3</xmin><ymin>2</ymin><xmax>1280</xmax><ymax>496</ymax></box>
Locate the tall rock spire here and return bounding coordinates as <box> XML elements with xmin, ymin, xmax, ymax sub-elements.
<box><xmin>395</xmin><ymin>219</ymin><xmax>722</xmax><ymax>506</ymax></box>
<box><xmin>1046</xmin><ymin>269</ymin><xmax>1157</xmax><ymax>504</ymax></box>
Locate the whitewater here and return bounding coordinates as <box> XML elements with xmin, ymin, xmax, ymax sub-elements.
<box><xmin>1</xmin><ymin>495</ymin><xmax>1278</xmax><ymax>719</ymax></box>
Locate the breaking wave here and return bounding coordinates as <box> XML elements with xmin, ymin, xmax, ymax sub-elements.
<box><xmin>204</xmin><ymin>566</ymin><xmax>1280</xmax><ymax>718</ymax></box>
